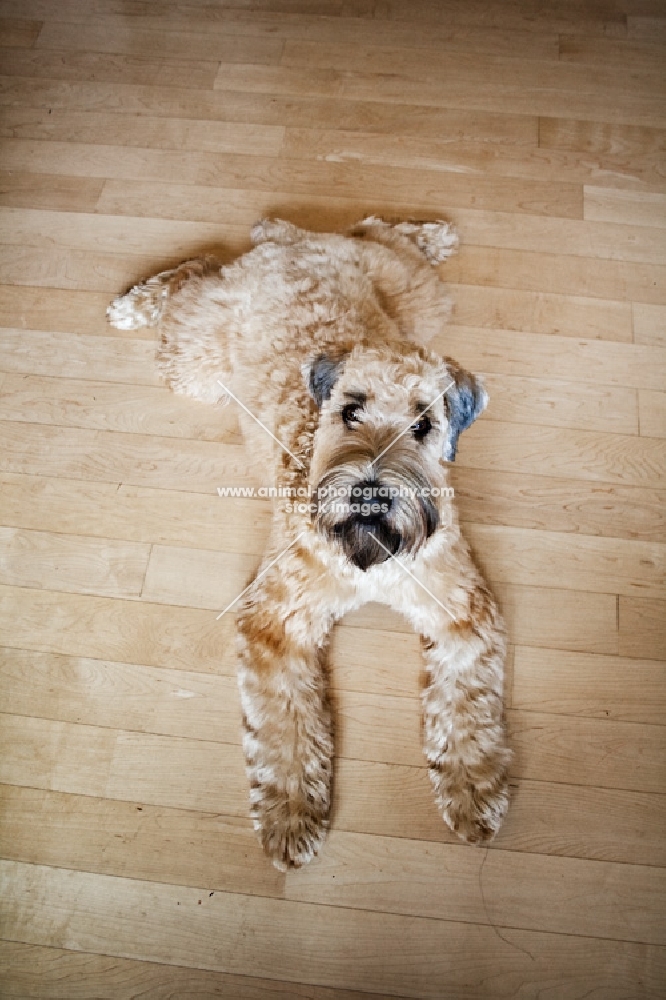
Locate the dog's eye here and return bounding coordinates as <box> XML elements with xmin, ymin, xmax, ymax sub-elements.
<box><xmin>341</xmin><ymin>403</ymin><xmax>362</xmax><ymax>427</ymax></box>
<box><xmin>411</xmin><ymin>414</ymin><xmax>432</xmax><ymax>441</ymax></box>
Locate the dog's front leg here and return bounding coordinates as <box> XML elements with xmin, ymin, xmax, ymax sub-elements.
<box><xmin>409</xmin><ymin>577</ymin><xmax>511</xmax><ymax>845</ymax></box>
<box><xmin>235</xmin><ymin>548</ymin><xmax>352</xmax><ymax>870</ymax></box>
<box><xmin>391</xmin><ymin>564</ymin><xmax>511</xmax><ymax>844</ymax></box>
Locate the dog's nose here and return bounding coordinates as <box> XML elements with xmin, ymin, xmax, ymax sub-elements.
<box><xmin>350</xmin><ymin>480</ymin><xmax>393</xmax><ymax>521</ymax></box>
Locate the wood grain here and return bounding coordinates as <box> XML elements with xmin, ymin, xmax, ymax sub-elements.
<box><xmin>512</xmin><ymin>646</ymin><xmax>666</xmax><ymax>724</ymax></box>
<box><xmin>0</xmin><ymin>940</ymin><xmax>404</xmax><ymax>1000</ymax></box>
<box><xmin>1</xmin><ymin>2</ymin><xmax>665</xmax><ymax>995</ymax></box>
<box><xmin>619</xmin><ymin>597</ymin><xmax>666</xmax><ymax>660</ymax></box>
<box><xmin>4</xmin><ymin>862</ymin><xmax>664</xmax><ymax>1000</ymax></box>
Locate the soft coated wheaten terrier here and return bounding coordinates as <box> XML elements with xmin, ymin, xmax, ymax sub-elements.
<box><xmin>108</xmin><ymin>217</ymin><xmax>511</xmax><ymax>870</ymax></box>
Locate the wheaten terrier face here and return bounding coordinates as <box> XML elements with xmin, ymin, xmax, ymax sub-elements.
<box><xmin>307</xmin><ymin>346</ymin><xmax>487</xmax><ymax>570</ymax></box>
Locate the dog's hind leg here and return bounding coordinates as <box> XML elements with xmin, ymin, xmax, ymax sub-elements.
<box><xmin>250</xmin><ymin>218</ymin><xmax>308</xmax><ymax>247</ymax></box>
<box><xmin>107</xmin><ymin>255</ymin><xmax>221</xmax><ymax>331</ymax></box>
<box><xmin>350</xmin><ymin>218</ymin><xmax>456</xmax><ymax>345</ymax></box>
<box><xmin>349</xmin><ymin>216</ymin><xmax>458</xmax><ymax>265</ymax></box>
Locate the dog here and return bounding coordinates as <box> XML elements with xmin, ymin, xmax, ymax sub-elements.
<box><xmin>108</xmin><ymin>217</ymin><xmax>511</xmax><ymax>870</ymax></box>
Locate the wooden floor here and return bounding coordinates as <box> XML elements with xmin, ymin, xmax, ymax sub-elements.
<box><xmin>0</xmin><ymin>0</ymin><xmax>665</xmax><ymax>997</ymax></box>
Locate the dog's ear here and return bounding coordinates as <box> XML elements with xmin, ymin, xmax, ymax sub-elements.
<box><xmin>305</xmin><ymin>353</ymin><xmax>346</xmax><ymax>408</ymax></box>
<box><xmin>442</xmin><ymin>361</ymin><xmax>488</xmax><ymax>461</ymax></box>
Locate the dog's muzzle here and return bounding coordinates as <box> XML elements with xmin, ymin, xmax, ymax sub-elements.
<box><xmin>314</xmin><ymin>476</ymin><xmax>438</xmax><ymax>571</ymax></box>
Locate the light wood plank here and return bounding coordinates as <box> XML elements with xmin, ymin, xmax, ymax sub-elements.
<box><xmin>0</xmin><ymin>285</ymin><xmax>130</xmax><ymax>337</ymax></box>
<box><xmin>0</xmin><ymin>576</ymin><xmax>616</xmax><ymax>676</ymax></box>
<box><xmin>6</xmin><ymin>712</ymin><xmax>662</xmax><ymax>862</ymax></box>
<box><xmin>0</xmin><ymin>584</ymin><xmax>237</xmax><ymax>674</ymax></box>
<box><xmin>627</xmin><ymin>15</ymin><xmax>666</xmax><ymax>42</ymax></box>
<box><xmin>0</xmin><ymin>375</ymin><xmax>243</xmax><ymax>441</ymax></box>
<box><xmin>0</xmin><ymin>330</ymin><xmax>157</xmax><ymax>383</ymax></box>
<box><xmin>0</xmin><ymin>107</ymin><xmax>286</xmax><ymax>155</ymax></box>
<box><xmin>97</xmin><ymin>176</ymin><xmax>665</xmax><ymax>265</ymax></box>
<box><xmin>443</xmin><ymin>246</ymin><xmax>666</xmax><ymax>305</ymax></box>
<box><xmin>0</xmin><ymin>244</ymin><xmax>179</xmax><ymax>293</ymax></box>
<box><xmin>285</xmin><ymin>829</ymin><xmax>666</xmax><ymax>945</ymax></box>
<box><xmin>640</xmin><ymin>390</ymin><xmax>666</xmax><ymax>438</ymax></box>
<box><xmin>0</xmin><ymin>142</ymin><xmax>581</xmax><ymax>217</ymax></box>
<box><xmin>0</xmin><ymin>76</ymin><xmax>539</xmax><ymax>141</ymax></box>
<box><xmin>282</xmin><ymin>126</ymin><xmax>664</xmax><ymax>190</ymax></box>
<box><xmin>559</xmin><ymin>33</ymin><xmax>666</xmax><ymax>70</ymax></box>
<box><xmin>453</xmin><ymin>467</ymin><xmax>666</xmax><ymax>542</ymax></box>
<box><xmin>465</xmin><ymin>523</ymin><xmax>666</xmax><ymax>599</ymax></box>
<box><xmin>142</xmin><ymin>545</ymin><xmax>260</xmax><ymax>612</ymax></box>
<box><xmin>449</xmin><ymin>208</ymin><xmax>666</xmax><ymax>265</ymax></box>
<box><xmin>436</xmin><ymin>325</ymin><xmax>666</xmax><ymax>390</ymax></box>
<box><xmin>0</xmin><ymin>0</ymin><xmax>628</xmax><ymax>36</ymax></box>
<box><xmin>368</xmin><ymin>1</ymin><xmax>627</xmax><ymax>36</ymax></box>
<box><xmin>0</xmin><ymin>714</ymin><xmax>247</xmax><ymax>812</ymax></box>
<box><xmin>281</xmin><ymin>38</ymin><xmax>664</xmax><ymax>99</ymax></box>
<box><xmin>634</xmin><ymin>303</ymin><xmax>666</xmax><ymax>348</ymax></box>
<box><xmin>512</xmin><ymin>647</ymin><xmax>666</xmax><ymax>725</ymax></box>
<box><xmin>335</xmin><ymin>761</ymin><xmax>666</xmax><ymax>864</ymax></box>
<box><xmin>0</xmin><ymin>206</ymin><xmax>247</xmax><ymax>260</ymax></box>
<box><xmin>0</xmin><ymin>170</ymin><xmax>103</xmax><ymax>212</ymax></box>
<box><xmin>492</xmin><ymin>584</ymin><xmax>618</xmax><ymax>655</ymax></box>
<box><xmin>4</xmin><ymin>861</ymin><xmax>664</xmax><ymax>1000</ymax></box>
<box><xmin>0</xmin><ymin>422</ymin><xmax>255</xmax><ymax>493</ymax></box>
<box><xmin>0</xmin><ymin>475</ymin><xmax>270</xmax><ymax>553</ymax></box>
<box><xmin>96</xmin><ymin>178</ymin><xmax>584</xmax><ymax>235</ymax></box>
<box><xmin>0</xmin><ymin>941</ymin><xmax>401</xmax><ymax>1000</ymax></box>
<box><xmin>539</xmin><ymin>115</ymin><xmax>666</xmax><ymax>155</ymax></box>
<box><xmin>0</xmin><ymin>642</ymin><xmax>495</xmax><ymax>764</ymax></box>
<box><xmin>337</xmin><ymin>67</ymin><xmax>666</xmax><ymax>129</ymax></box>
<box><xmin>483</xmin><ymin>374</ymin><xmax>638</xmax><ymax>433</ymax></box>
<box><xmin>0</xmin><ymin>16</ymin><xmax>41</xmax><ymax>47</ymax></box>
<box><xmin>584</xmin><ymin>186</ymin><xmax>666</xmax><ymax>228</ymax></box>
<box><xmin>35</xmin><ymin>20</ymin><xmax>285</xmax><ymax>65</ymax></box>
<box><xmin>0</xmin><ymin>649</ymin><xmax>244</xmax><ymax>743</ymax></box>
<box><xmin>0</xmin><ymin>44</ymin><xmax>221</xmax><ymax>89</ymax></box>
<box><xmin>2</xmin><ymin>786</ymin><xmax>664</xmax><ymax>947</ymax></box>
<box><xmin>5</xmin><ymin>6</ymin><xmax>560</xmax><ymax>59</ymax></box>
<box><xmin>459</xmin><ymin>420</ymin><xmax>666</xmax><ymax>487</ymax></box>
<box><xmin>2</xmin><ymin>646</ymin><xmax>661</xmax><ymax>793</ymax></box>
<box><xmin>619</xmin><ymin>597</ymin><xmax>666</xmax><ymax>660</ymax></box>
<box><xmin>449</xmin><ymin>283</ymin><xmax>633</xmax><ymax>341</ymax></box>
<box><xmin>0</xmin><ymin>785</ymin><xmax>282</xmax><ymax>899</ymax></box>
<box><xmin>508</xmin><ymin>710</ymin><xmax>666</xmax><ymax>793</ymax></box>
<box><xmin>0</xmin><ymin>526</ymin><xmax>150</xmax><ymax>598</ymax></box>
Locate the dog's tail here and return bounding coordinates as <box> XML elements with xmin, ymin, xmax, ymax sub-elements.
<box><xmin>107</xmin><ymin>255</ymin><xmax>222</xmax><ymax>331</ymax></box>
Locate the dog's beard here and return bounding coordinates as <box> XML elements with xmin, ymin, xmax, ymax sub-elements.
<box><xmin>313</xmin><ymin>453</ymin><xmax>439</xmax><ymax>571</ymax></box>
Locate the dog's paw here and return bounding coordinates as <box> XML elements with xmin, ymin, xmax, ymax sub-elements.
<box><xmin>434</xmin><ymin>767</ymin><xmax>510</xmax><ymax>845</ymax></box>
<box><xmin>107</xmin><ymin>282</ymin><xmax>167</xmax><ymax>330</ymax></box>
<box><xmin>395</xmin><ymin>220</ymin><xmax>459</xmax><ymax>264</ymax></box>
<box><xmin>253</xmin><ymin>796</ymin><xmax>329</xmax><ymax>871</ymax></box>
<box><xmin>250</xmin><ymin>218</ymin><xmax>302</xmax><ymax>247</ymax></box>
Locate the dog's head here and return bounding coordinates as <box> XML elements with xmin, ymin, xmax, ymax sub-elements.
<box><xmin>305</xmin><ymin>345</ymin><xmax>487</xmax><ymax>570</ymax></box>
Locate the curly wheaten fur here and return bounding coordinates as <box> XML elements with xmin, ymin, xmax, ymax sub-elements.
<box><xmin>108</xmin><ymin>217</ymin><xmax>511</xmax><ymax>871</ymax></box>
